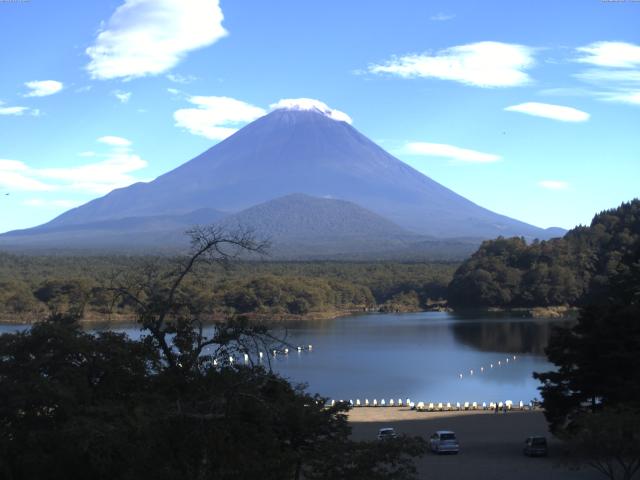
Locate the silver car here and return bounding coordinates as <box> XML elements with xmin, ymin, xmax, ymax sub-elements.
<box><xmin>429</xmin><ymin>430</ymin><xmax>460</xmax><ymax>454</ymax></box>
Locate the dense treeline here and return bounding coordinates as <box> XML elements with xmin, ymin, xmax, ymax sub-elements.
<box><xmin>0</xmin><ymin>256</ymin><xmax>456</xmax><ymax>322</ymax></box>
<box><xmin>448</xmin><ymin>199</ymin><xmax>640</xmax><ymax>307</ymax></box>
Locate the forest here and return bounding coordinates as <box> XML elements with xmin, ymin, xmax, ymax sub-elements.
<box><xmin>448</xmin><ymin>199</ymin><xmax>640</xmax><ymax>308</ymax></box>
<box><xmin>0</xmin><ymin>254</ymin><xmax>456</xmax><ymax>323</ymax></box>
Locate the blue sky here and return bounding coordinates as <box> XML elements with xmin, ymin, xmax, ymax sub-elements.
<box><xmin>0</xmin><ymin>0</ymin><xmax>639</xmax><ymax>233</ymax></box>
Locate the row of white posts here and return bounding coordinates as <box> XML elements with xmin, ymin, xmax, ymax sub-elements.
<box><xmin>330</xmin><ymin>399</ymin><xmax>533</xmax><ymax>410</ymax></box>
<box><xmin>211</xmin><ymin>344</ymin><xmax>313</xmax><ymax>366</ymax></box>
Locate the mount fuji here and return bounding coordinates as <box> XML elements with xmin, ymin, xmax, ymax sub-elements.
<box><xmin>0</xmin><ymin>101</ymin><xmax>563</xmax><ymax>257</ymax></box>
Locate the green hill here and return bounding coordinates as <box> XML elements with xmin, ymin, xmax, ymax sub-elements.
<box><xmin>448</xmin><ymin>199</ymin><xmax>640</xmax><ymax>308</ymax></box>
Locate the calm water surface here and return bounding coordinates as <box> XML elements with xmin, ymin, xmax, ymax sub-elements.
<box><xmin>0</xmin><ymin>311</ymin><xmax>570</xmax><ymax>404</ymax></box>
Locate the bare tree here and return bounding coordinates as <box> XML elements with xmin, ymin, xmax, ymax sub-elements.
<box><xmin>110</xmin><ymin>225</ymin><xmax>276</xmax><ymax>372</ymax></box>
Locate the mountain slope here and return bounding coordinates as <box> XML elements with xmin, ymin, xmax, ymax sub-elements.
<box><xmin>34</xmin><ymin>108</ymin><xmax>559</xmax><ymax>240</ymax></box>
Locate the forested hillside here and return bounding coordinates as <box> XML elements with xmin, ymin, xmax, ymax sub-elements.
<box><xmin>448</xmin><ymin>200</ymin><xmax>640</xmax><ymax>307</ymax></box>
<box><xmin>0</xmin><ymin>256</ymin><xmax>455</xmax><ymax>322</ymax></box>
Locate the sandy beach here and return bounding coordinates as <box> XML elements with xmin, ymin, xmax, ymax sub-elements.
<box><xmin>349</xmin><ymin>408</ymin><xmax>600</xmax><ymax>480</ymax></box>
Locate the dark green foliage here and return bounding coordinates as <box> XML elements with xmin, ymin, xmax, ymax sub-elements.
<box><xmin>530</xmin><ymin>207</ymin><xmax>640</xmax><ymax>479</ymax></box>
<box><xmin>560</xmin><ymin>407</ymin><xmax>640</xmax><ymax>480</ymax></box>
<box><xmin>448</xmin><ymin>199</ymin><xmax>640</xmax><ymax>307</ymax></box>
<box><xmin>0</xmin><ymin>256</ymin><xmax>456</xmax><ymax>321</ymax></box>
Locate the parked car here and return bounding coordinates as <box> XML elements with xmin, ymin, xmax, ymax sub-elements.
<box><xmin>523</xmin><ymin>436</ymin><xmax>548</xmax><ymax>456</ymax></box>
<box><xmin>377</xmin><ymin>427</ymin><xmax>398</xmax><ymax>440</ymax></box>
<box><xmin>429</xmin><ymin>430</ymin><xmax>460</xmax><ymax>454</ymax></box>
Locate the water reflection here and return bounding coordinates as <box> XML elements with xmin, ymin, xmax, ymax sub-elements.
<box><xmin>449</xmin><ymin>317</ymin><xmax>572</xmax><ymax>355</ymax></box>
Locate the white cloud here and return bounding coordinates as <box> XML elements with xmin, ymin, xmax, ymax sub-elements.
<box><xmin>24</xmin><ymin>80</ymin><xmax>63</xmax><ymax>97</ymax></box>
<box><xmin>98</xmin><ymin>135</ymin><xmax>132</xmax><ymax>147</ymax></box>
<box><xmin>572</xmin><ymin>42</ymin><xmax>640</xmax><ymax>106</ymax></box>
<box><xmin>0</xmin><ymin>159</ymin><xmax>55</xmax><ymax>192</ymax></box>
<box><xmin>86</xmin><ymin>0</ymin><xmax>227</xmax><ymax>80</ymax></box>
<box><xmin>368</xmin><ymin>41</ymin><xmax>535</xmax><ymax>87</ymax></box>
<box><xmin>0</xmin><ymin>106</ymin><xmax>29</xmax><ymax>115</ymax></box>
<box><xmin>113</xmin><ymin>90</ymin><xmax>132</xmax><ymax>103</ymax></box>
<box><xmin>600</xmin><ymin>91</ymin><xmax>640</xmax><ymax>105</ymax></box>
<box><xmin>167</xmin><ymin>73</ymin><xmax>197</xmax><ymax>84</ymax></box>
<box><xmin>539</xmin><ymin>180</ymin><xmax>569</xmax><ymax>190</ymax></box>
<box><xmin>430</xmin><ymin>12</ymin><xmax>455</xmax><ymax>21</ymax></box>
<box><xmin>576</xmin><ymin>41</ymin><xmax>640</xmax><ymax>68</ymax></box>
<box><xmin>405</xmin><ymin>142</ymin><xmax>501</xmax><ymax>163</ymax></box>
<box><xmin>270</xmin><ymin>98</ymin><xmax>352</xmax><ymax>124</ymax></box>
<box><xmin>504</xmin><ymin>102</ymin><xmax>590</xmax><ymax>122</ymax></box>
<box><xmin>174</xmin><ymin>96</ymin><xmax>266</xmax><ymax>140</ymax></box>
<box><xmin>0</xmin><ymin>138</ymin><xmax>147</xmax><ymax>195</ymax></box>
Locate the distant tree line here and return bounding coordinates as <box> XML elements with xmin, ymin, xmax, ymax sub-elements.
<box><xmin>448</xmin><ymin>199</ymin><xmax>640</xmax><ymax>308</ymax></box>
<box><xmin>0</xmin><ymin>256</ymin><xmax>455</xmax><ymax>322</ymax></box>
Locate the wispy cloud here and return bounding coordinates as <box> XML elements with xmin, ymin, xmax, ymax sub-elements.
<box><xmin>0</xmin><ymin>159</ymin><xmax>54</xmax><ymax>191</ymax></box>
<box><xmin>86</xmin><ymin>0</ymin><xmax>227</xmax><ymax>80</ymax></box>
<box><xmin>368</xmin><ymin>41</ymin><xmax>536</xmax><ymax>87</ymax></box>
<box><xmin>405</xmin><ymin>142</ymin><xmax>501</xmax><ymax>163</ymax></box>
<box><xmin>505</xmin><ymin>102</ymin><xmax>590</xmax><ymax>122</ymax></box>
<box><xmin>174</xmin><ymin>96</ymin><xmax>266</xmax><ymax>140</ymax></box>
<box><xmin>430</xmin><ymin>12</ymin><xmax>455</xmax><ymax>21</ymax></box>
<box><xmin>0</xmin><ymin>101</ymin><xmax>40</xmax><ymax>116</ymax></box>
<box><xmin>23</xmin><ymin>198</ymin><xmax>82</xmax><ymax>208</ymax></box>
<box><xmin>575</xmin><ymin>41</ymin><xmax>640</xmax><ymax>68</ymax></box>
<box><xmin>24</xmin><ymin>80</ymin><xmax>63</xmax><ymax>97</ymax></box>
<box><xmin>0</xmin><ymin>106</ymin><xmax>29</xmax><ymax>116</ymax></box>
<box><xmin>573</xmin><ymin>42</ymin><xmax>640</xmax><ymax>106</ymax></box>
<box><xmin>539</xmin><ymin>180</ymin><xmax>569</xmax><ymax>190</ymax></box>
<box><xmin>113</xmin><ymin>90</ymin><xmax>132</xmax><ymax>103</ymax></box>
<box><xmin>0</xmin><ymin>137</ymin><xmax>147</xmax><ymax>195</ymax></box>
<box><xmin>167</xmin><ymin>73</ymin><xmax>198</xmax><ymax>84</ymax></box>
<box><xmin>98</xmin><ymin>136</ymin><xmax>132</xmax><ymax>147</ymax></box>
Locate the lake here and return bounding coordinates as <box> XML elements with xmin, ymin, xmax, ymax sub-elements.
<box><xmin>0</xmin><ymin>311</ymin><xmax>569</xmax><ymax>405</ymax></box>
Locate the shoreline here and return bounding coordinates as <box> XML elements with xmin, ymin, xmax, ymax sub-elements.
<box><xmin>0</xmin><ymin>304</ymin><xmax>578</xmax><ymax>326</ymax></box>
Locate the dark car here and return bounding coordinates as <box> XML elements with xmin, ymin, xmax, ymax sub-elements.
<box><xmin>378</xmin><ymin>427</ymin><xmax>398</xmax><ymax>440</ymax></box>
<box><xmin>523</xmin><ymin>436</ymin><xmax>548</xmax><ymax>456</ymax></box>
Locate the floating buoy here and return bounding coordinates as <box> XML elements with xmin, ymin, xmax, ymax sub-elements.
<box><xmin>308</xmin><ymin>344</ymin><xmax>313</xmax><ymax>350</ymax></box>
<box><xmin>470</xmin><ymin>369</ymin><xmax>474</xmax><ymax>375</ymax></box>
<box><xmin>259</xmin><ymin>351</ymin><xmax>264</xmax><ymax>360</ymax></box>
<box><xmin>229</xmin><ymin>356</ymin><xmax>234</xmax><ymax>363</ymax></box>
<box><xmin>243</xmin><ymin>353</ymin><xmax>249</xmax><ymax>363</ymax></box>
<box><xmin>284</xmin><ymin>348</ymin><xmax>289</xmax><ymax>355</ymax></box>
<box><xmin>490</xmin><ymin>364</ymin><xmax>494</xmax><ymax>368</ymax></box>
<box><xmin>480</xmin><ymin>366</ymin><xmax>484</xmax><ymax>372</ymax></box>
<box><xmin>297</xmin><ymin>346</ymin><xmax>302</xmax><ymax>352</ymax></box>
<box><xmin>459</xmin><ymin>373</ymin><xmax>463</xmax><ymax>379</ymax></box>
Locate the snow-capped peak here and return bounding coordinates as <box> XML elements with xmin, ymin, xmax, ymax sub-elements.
<box><xmin>269</xmin><ymin>98</ymin><xmax>352</xmax><ymax>124</ymax></box>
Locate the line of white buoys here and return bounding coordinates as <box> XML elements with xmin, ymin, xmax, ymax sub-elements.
<box><xmin>344</xmin><ymin>398</ymin><xmax>535</xmax><ymax>411</ymax></box>
<box><xmin>458</xmin><ymin>355</ymin><xmax>520</xmax><ymax>379</ymax></box>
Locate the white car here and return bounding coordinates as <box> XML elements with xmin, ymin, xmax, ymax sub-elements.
<box><xmin>429</xmin><ymin>430</ymin><xmax>460</xmax><ymax>454</ymax></box>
